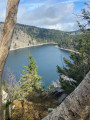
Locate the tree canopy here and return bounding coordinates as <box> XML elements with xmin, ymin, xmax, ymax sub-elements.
<box><xmin>57</xmin><ymin>2</ymin><xmax>90</xmax><ymax>94</ymax></box>
<box><xmin>21</xmin><ymin>54</ymin><xmax>44</xmax><ymax>93</ymax></box>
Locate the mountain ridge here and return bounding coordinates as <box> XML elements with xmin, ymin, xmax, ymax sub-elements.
<box><xmin>0</xmin><ymin>22</ymin><xmax>81</xmax><ymax>50</ymax></box>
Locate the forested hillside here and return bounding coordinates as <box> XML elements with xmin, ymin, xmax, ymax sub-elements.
<box><xmin>0</xmin><ymin>22</ymin><xmax>82</xmax><ymax>50</ymax></box>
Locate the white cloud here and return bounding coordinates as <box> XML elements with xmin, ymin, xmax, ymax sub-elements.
<box><xmin>17</xmin><ymin>1</ymin><xmax>77</xmax><ymax>31</ymax></box>
<box><xmin>0</xmin><ymin>0</ymin><xmax>7</xmax><ymax>22</ymax></box>
<box><xmin>0</xmin><ymin>0</ymin><xmax>84</xmax><ymax>31</ymax></box>
<box><xmin>41</xmin><ymin>22</ymin><xmax>79</xmax><ymax>31</ymax></box>
<box><xmin>60</xmin><ymin>0</ymin><xmax>87</xmax><ymax>3</ymax></box>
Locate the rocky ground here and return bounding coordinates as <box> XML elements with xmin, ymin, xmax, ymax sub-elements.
<box><xmin>11</xmin><ymin>90</ymin><xmax>62</xmax><ymax>120</ymax></box>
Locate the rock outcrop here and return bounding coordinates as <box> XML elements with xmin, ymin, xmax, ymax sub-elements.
<box><xmin>0</xmin><ymin>23</ymin><xmax>37</xmax><ymax>50</ymax></box>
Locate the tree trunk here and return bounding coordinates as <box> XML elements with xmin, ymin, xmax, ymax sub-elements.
<box><xmin>0</xmin><ymin>0</ymin><xmax>90</xmax><ymax>120</ymax></box>
<box><xmin>42</xmin><ymin>71</ymin><xmax>90</xmax><ymax>120</ymax></box>
<box><xmin>0</xmin><ymin>0</ymin><xmax>20</xmax><ymax>120</ymax></box>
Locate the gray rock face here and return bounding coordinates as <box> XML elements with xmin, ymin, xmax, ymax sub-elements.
<box><xmin>0</xmin><ymin>23</ymin><xmax>37</xmax><ymax>50</ymax></box>
<box><xmin>0</xmin><ymin>23</ymin><xmax>57</xmax><ymax>50</ymax></box>
<box><xmin>42</xmin><ymin>87</ymin><xmax>65</xmax><ymax>101</ymax></box>
<box><xmin>47</xmin><ymin>88</ymin><xmax>65</xmax><ymax>99</ymax></box>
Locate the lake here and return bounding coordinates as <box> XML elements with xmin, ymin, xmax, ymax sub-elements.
<box><xmin>2</xmin><ymin>44</ymin><xmax>70</xmax><ymax>88</ymax></box>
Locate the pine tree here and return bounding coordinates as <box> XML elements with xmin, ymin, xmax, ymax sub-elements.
<box><xmin>21</xmin><ymin>54</ymin><xmax>44</xmax><ymax>93</ymax></box>
<box><xmin>57</xmin><ymin>2</ymin><xmax>90</xmax><ymax>94</ymax></box>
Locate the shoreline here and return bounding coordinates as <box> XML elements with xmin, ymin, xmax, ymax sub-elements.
<box><xmin>10</xmin><ymin>42</ymin><xmax>79</xmax><ymax>54</ymax></box>
<box><xmin>10</xmin><ymin>42</ymin><xmax>58</xmax><ymax>51</ymax></box>
<box><xmin>55</xmin><ymin>45</ymin><xmax>79</xmax><ymax>53</ymax></box>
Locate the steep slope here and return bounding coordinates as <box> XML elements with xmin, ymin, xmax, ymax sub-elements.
<box><xmin>0</xmin><ymin>23</ymin><xmax>38</xmax><ymax>50</ymax></box>
<box><xmin>0</xmin><ymin>22</ymin><xmax>79</xmax><ymax>50</ymax></box>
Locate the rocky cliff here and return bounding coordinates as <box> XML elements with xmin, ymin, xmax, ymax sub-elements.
<box><xmin>0</xmin><ymin>23</ymin><xmax>38</xmax><ymax>50</ymax></box>
<box><xmin>0</xmin><ymin>22</ymin><xmax>81</xmax><ymax>51</ymax></box>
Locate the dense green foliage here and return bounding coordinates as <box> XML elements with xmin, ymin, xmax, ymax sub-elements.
<box><xmin>21</xmin><ymin>54</ymin><xmax>44</xmax><ymax>93</ymax></box>
<box><xmin>0</xmin><ymin>21</ymin><xmax>83</xmax><ymax>50</ymax></box>
<box><xmin>2</xmin><ymin>54</ymin><xmax>44</xmax><ymax>101</ymax></box>
<box><xmin>57</xmin><ymin>2</ymin><xmax>90</xmax><ymax>94</ymax></box>
<box><xmin>13</xmin><ymin>22</ymin><xmax>83</xmax><ymax>50</ymax></box>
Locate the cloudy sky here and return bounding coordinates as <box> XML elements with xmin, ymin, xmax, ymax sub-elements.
<box><xmin>0</xmin><ymin>0</ymin><xmax>89</xmax><ymax>31</ymax></box>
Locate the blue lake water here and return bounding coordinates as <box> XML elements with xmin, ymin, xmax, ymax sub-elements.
<box><xmin>2</xmin><ymin>44</ymin><xmax>70</xmax><ymax>88</ymax></box>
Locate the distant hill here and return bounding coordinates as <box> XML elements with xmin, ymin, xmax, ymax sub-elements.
<box><xmin>0</xmin><ymin>22</ymin><xmax>81</xmax><ymax>50</ymax></box>
<box><xmin>66</xmin><ymin>30</ymin><xmax>82</xmax><ymax>35</ymax></box>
